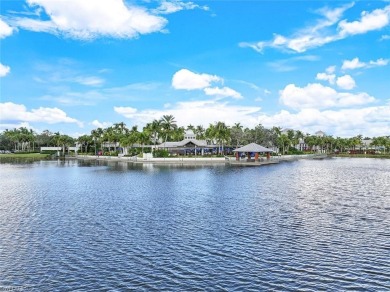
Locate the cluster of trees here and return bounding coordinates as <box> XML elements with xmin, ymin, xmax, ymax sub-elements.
<box><xmin>0</xmin><ymin>128</ymin><xmax>74</xmax><ymax>153</ymax></box>
<box><xmin>1</xmin><ymin>115</ymin><xmax>389</xmax><ymax>155</ymax></box>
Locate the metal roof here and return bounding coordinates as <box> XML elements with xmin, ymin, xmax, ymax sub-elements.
<box><xmin>158</xmin><ymin>139</ymin><xmax>209</xmax><ymax>148</ymax></box>
<box><xmin>233</xmin><ymin>143</ymin><xmax>274</xmax><ymax>153</ymax></box>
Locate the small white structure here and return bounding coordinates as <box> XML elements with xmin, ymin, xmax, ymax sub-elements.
<box><xmin>184</xmin><ymin>130</ymin><xmax>196</xmax><ymax>140</ymax></box>
<box><xmin>40</xmin><ymin>147</ymin><xmax>62</xmax><ymax>151</ymax></box>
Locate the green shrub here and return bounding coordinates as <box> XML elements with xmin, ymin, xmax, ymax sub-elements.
<box><xmin>287</xmin><ymin>147</ymin><xmax>304</xmax><ymax>155</ymax></box>
<box><xmin>153</xmin><ymin>149</ymin><xmax>169</xmax><ymax>158</ymax></box>
<box><xmin>40</xmin><ymin>150</ymin><xmax>58</xmax><ymax>154</ymax></box>
<box><xmin>15</xmin><ymin>151</ymin><xmax>41</xmax><ymax>154</ymax></box>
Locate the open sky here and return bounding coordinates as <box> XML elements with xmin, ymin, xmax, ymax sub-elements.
<box><xmin>1</xmin><ymin>0</ymin><xmax>389</xmax><ymax>137</ymax></box>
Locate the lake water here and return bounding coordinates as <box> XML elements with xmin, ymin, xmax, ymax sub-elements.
<box><xmin>0</xmin><ymin>158</ymin><xmax>389</xmax><ymax>291</ymax></box>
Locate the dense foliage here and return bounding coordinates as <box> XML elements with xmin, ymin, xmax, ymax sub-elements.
<box><xmin>1</xmin><ymin>115</ymin><xmax>389</xmax><ymax>156</ymax></box>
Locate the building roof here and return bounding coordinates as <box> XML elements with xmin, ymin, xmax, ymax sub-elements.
<box><xmin>159</xmin><ymin>139</ymin><xmax>209</xmax><ymax>148</ymax></box>
<box><xmin>233</xmin><ymin>143</ymin><xmax>274</xmax><ymax>153</ymax></box>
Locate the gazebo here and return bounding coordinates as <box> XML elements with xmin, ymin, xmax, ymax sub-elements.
<box><xmin>233</xmin><ymin>143</ymin><xmax>274</xmax><ymax>162</ymax></box>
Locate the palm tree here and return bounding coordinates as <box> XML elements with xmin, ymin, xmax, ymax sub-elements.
<box><xmin>214</xmin><ymin>122</ymin><xmax>230</xmax><ymax>155</ymax></box>
<box><xmin>304</xmin><ymin>135</ymin><xmax>317</xmax><ymax>152</ymax></box>
<box><xmin>195</xmin><ymin>125</ymin><xmax>206</xmax><ymax>140</ymax></box>
<box><xmin>272</xmin><ymin>126</ymin><xmax>282</xmax><ymax>137</ymax></box>
<box><xmin>160</xmin><ymin>115</ymin><xmax>177</xmax><ymax>143</ymax></box>
<box><xmin>172</xmin><ymin>127</ymin><xmax>185</xmax><ymax>141</ymax></box>
<box><xmin>77</xmin><ymin>134</ymin><xmax>92</xmax><ymax>153</ymax></box>
<box><xmin>138</xmin><ymin>131</ymin><xmax>150</xmax><ymax>154</ymax></box>
<box><xmin>103</xmin><ymin>127</ymin><xmax>117</xmax><ymax>153</ymax></box>
<box><xmin>145</xmin><ymin>119</ymin><xmax>162</xmax><ymax>149</ymax></box>
<box><xmin>114</xmin><ymin>122</ymin><xmax>127</xmax><ymax>134</ymax></box>
<box><xmin>187</xmin><ymin>124</ymin><xmax>195</xmax><ymax>131</ymax></box>
<box><xmin>277</xmin><ymin>134</ymin><xmax>290</xmax><ymax>155</ymax></box>
<box><xmin>294</xmin><ymin>130</ymin><xmax>304</xmax><ymax>151</ymax></box>
<box><xmin>205</xmin><ymin>123</ymin><xmax>216</xmax><ymax>146</ymax></box>
<box><xmin>231</xmin><ymin>123</ymin><xmax>243</xmax><ymax>148</ymax></box>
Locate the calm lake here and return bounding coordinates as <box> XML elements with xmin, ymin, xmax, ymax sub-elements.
<box><xmin>0</xmin><ymin>158</ymin><xmax>389</xmax><ymax>291</ymax></box>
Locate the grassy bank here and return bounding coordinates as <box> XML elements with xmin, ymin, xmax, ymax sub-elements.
<box><xmin>0</xmin><ymin>153</ymin><xmax>51</xmax><ymax>159</ymax></box>
<box><xmin>332</xmin><ymin>154</ymin><xmax>390</xmax><ymax>159</ymax></box>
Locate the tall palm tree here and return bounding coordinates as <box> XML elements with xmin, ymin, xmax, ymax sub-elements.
<box><xmin>294</xmin><ymin>130</ymin><xmax>304</xmax><ymax>151</ymax></box>
<box><xmin>272</xmin><ymin>126</ymin><xmax>282</xmax><ymax>137</ymax></box>
<box><xmin>138</xmin><ymin>131</ymin><xmax>150</xmax><ymax>154</ymax></box>
<box><xmin>231</xmin><ymin>123</ymin><xmax>243</xmax><ymax>148</ymax></box>
<box><xmin>145</xmin><ymin>119</ymin><xmax>162</xmax><ymax>149</ymax></box>
<box><xmin>114</xmin><ymin>122</ymin><xmax>127</xmax><ymax>134</ymax></box>
<box><xmin>160</xmin><ymin>115</ymin><xmax>177</xmax><ymax>143</ymax></box>
<box><xmin>214</xmin><ymin>122</ymin><xmax>230</xmax><ymax>155</ymax></box>
<box><xmin>205</xmin><ymin>123</ymin><xmax>216</xmax><ymax>146</ymax></box>
<box><xmin>195</xmin><ymin>125</ymin><xmax>206</xmax><ymax>140</ymax></box>
<box><xmin>77</xmin><ymin>135</ymin><xmax>92</xmax><ymax>153</ymax></box>
<box><xmin>91</xmin><ymin>127</ymin><xmax>103</xmax><ymax>155</ymax></box>
<box><xmin>187</xmin><ymin>124</ymin><xmax>195</xmax><ymax>131</ymax></box>
<box><xmin>172</xmin><ymin>127</ymin><xmax>185</xmax><ymax>141</ymax></box>
<box><xmin>277</xmin><ymin>134</ymin><xmax>290</xmax><ymax>155</ymax></box>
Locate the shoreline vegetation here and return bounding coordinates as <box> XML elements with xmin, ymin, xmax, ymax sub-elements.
<box><xmin>0</xmin><ymin>153</ymin><xmax>51</xmax><ymax>159</ymax></box>
<box><xmin>1</xmin><ymin>115</ymin><xmax>389</xmax><ymax>160</ymax></box>
<box><xmin>1</xmin><ymin>153</ymin><xmax>389</xmax><ymax>164</ymax></box>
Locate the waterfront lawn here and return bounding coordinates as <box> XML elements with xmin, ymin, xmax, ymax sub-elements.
<box><xmin>0</xmin><ymin>153</ymin><xmax>50</xmax><ymax>158</ymax></box>
<box><xmin>334</xmin><ymin>153</ymin><xmax>390</xmax><ymax>159</ymax></box>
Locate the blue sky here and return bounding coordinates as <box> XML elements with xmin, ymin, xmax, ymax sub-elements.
<box><xmin>0</xmin><ymin>0</ymin><xmax>389</xmax><ymax>137</ymax></box>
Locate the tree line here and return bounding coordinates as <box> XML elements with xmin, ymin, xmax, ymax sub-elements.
<box><xmin>1</xmin><ymin>114</ymin><xmax>389</xmax><ymax>155</ymax></box>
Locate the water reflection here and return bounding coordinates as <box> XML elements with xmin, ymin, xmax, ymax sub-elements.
<box><xmin>0</xmin><ymin>158</ymin><xmax>389</xmax><ymax>290</ymax></box>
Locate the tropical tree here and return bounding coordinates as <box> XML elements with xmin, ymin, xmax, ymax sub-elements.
<box><xmin>205</xmin><ymin>123</ymin><xmax>216</xmax><ymax>145</ymax></box>
<box><xmin>214</xmin><ymin>121</ymin><xmax>230</xmax><ymax>155</ymax></box>
<box><xmin>230</xmin><ymin>123</ymin><xmax>244</xmax><ymax>148</ymax></box>
<box><xmin>91</xmin><ymin>128</ymin><xmax>103</xmax><ymax>155</ymax></box>
<box><xmin>160</xmin><ymin>115</ymin><xmax>177</xmax><ymax>143</ymax></box>
<box><xmin>194</xmin><ymin>125</ymin><xmax>206</xmax><ymax>140</ymax></box>
<box><xmin>138</xmin><ymin>131</ymin><xmax>150</xmax><ymax>154</ymax></box>
<box><xmin>144</xmin><ymin>119</ymin><xmax>162</xmax><ymax>149</ymax></box>
<box><xmin>172</xmin><ymin>126</ymin><xmax>185</xmax><ymax>141</ymax></box>
<box><xmin>277</xmin><ymin>134</ymin><xmax>290</xmax><ymax>155</ymax></box>
<box><xmin>77</xmin><ymin>134</ymin><xmax>92</xmax><ymax>153</ymax></box>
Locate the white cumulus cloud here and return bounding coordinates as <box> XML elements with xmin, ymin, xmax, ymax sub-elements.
<box><xmin>257</xmin><ymin>105</ymin><xmax>390</xmax><ymax>137</ymax></box>
<box><xmin>341</xmin><ymin>57</ymin><xmax>389</xmax><ymax>70</ymax></box>
<box><xmin>153</xmin><ymin>0</ymin><xmax>208</xmax><ymax>14</ymax></box>
<box><xmin>239</xmin><ymin>3</ymin><xmax>353</xmax><ymax>53</ymax></box>
<box><xmin>326</xmin><ymin>66</ymin><xmax>336</xmax><ymax>74</ymax></box>
<box><xmin>0</xmin><ymin>18</ymin><xmax>13</xmax><ymax>38</ymax></box>
<box><xmin>113</xmin><ymin>99</ymin><xmax>389</xmax><ymax>137</ymax></box>
<box><xmin>336</xmin><ymin>75</ymin><xmax>356</xmax><ymax>90</ymax></box>
<box><xmin>279</xmin><ymin>83</ymin><xmax>374</xmax><ymax>109</ymax></box>
<box><xmin>114</xmin><ymin>106</ymin><xmax>138</xmax><ymax>117</ymax></box>
<box><xmin>172</xmin><ymin>69</ymin><xmax>222</xmax><ymax>90</ymax></box>
<box><xmin>114</xmin><ymin>100</ymin><xmax>261</xmax><ymax>128</ymax></box>
<box><xmin>0</xmin><ymin>102</ymin><xmax>83</xmax><ymax>127</ymax></box>
<box><xmin>338</xmin><ymin>5</ymin><xmax>390</xmax><ymax>36</ymax></box>
<box><xmin>316</xmin><ymin>72</ymin><xmax>336</xmax><ymax>85</ymax></box>
<box><xmin>240</xmin><ymin>4</ymin><xmax>390</xmax><ymax>53</ymax></box>
<box><xmin>204</xmin><ymin>86</ymin><xmax>243</xmax><ymax>99</ymax></box>
<box><xmin>0</xmin><ymin>63</ymin><xmax>11</xmax><ymax>77</ymax></box>
<box><xmin>10</xmin><ymin>0</ymin><xmax>167</xmax><ymax>40</ymax></box>
<box><xmin>341</xmin><ymin>57</ymin><xmax>366</xmax><ymax>70</ymax></box>
<box><xmin>91</xmin><ymin>120</ymin><xmax>112</xmax><ymax>128</ymax></box>
<box><xmin>172</xmin><ymin>69</ymin><xmax>243</xmax><ymax>99</ymax></box>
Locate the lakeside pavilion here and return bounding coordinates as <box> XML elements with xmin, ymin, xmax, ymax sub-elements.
<box><xmin>157</xmin><ymin>130</ymin><xmax>216</xmax><ymax>155</ymax></box>
<box><xmin>233</xmin><ymin>143</ymin><xmax>274</xmax><ymax>162</ymax></box>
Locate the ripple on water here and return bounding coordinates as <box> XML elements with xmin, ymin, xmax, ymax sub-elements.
<box><xmin>0</xmin><ymin>158</ymin><xmax>389</xmax><ymax>291</ymax></box>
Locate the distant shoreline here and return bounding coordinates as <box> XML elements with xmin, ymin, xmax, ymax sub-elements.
<box><xmin>75</xmin><ymin>153</ymin><xmax>328</xmax><ymax>165</ymax></box>
<box><xmin>1</xmin><ymin>153</ymin><xmax>389</xmax><ymax>163</ymax></box>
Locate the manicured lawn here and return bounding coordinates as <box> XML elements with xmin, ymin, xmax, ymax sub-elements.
<box><xmin>0</xmin><ymin>153</ymin><xmax>50</xmax><ymax>158</ymax></box>
<box><xmin>333</xmin><ymin>154</ymin><xmax>390</xmax><ymax>159</ymax></box>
